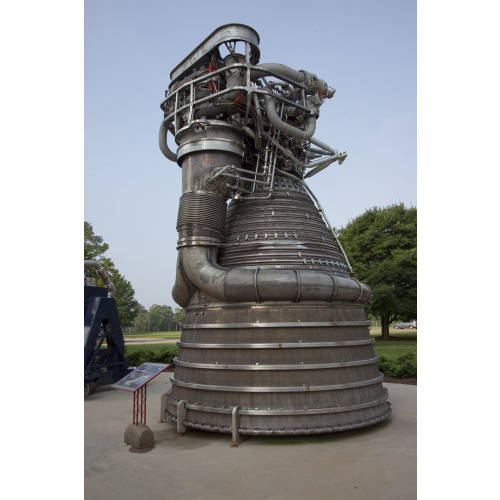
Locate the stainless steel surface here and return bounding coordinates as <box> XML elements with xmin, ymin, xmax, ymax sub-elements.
<box><xmin>170</xmin><ymin>24</ymin><xmax>260</xmax><ymax>83</ymax></box>
<box><xmin>158</xmin><ymin>119</ymin><xmax>177</xmax><ymax>162</ymax></box>
<box><xmin>176</xmin><ymin>124</ymin><xmax>246</xmax><ymax>163</ymax></box>
<box><xmin>182</xmin><ymin>395</ymin><xmax>389</xmax><ymax>415</ymax></box>
<box><xmin>159</xmin><ymin>24</ymin><xmax>390</xmax><ymax>435</ymax></box>
<box><xmin>181</xmin><ymin>321</ymin><xmax>371</xmax><ymax>328</ymax></box>
<box><xmin>177</xmin><ymin>339</ymin><xmax>375</xmax><ymax>348</ymax></box>
<box><xmin>84</xmin><ymin>260</ymin><xmax>115</xmax><ymax>297</ymax></box>
<box><xmin>172</xmin><ymin>356</ymin><xmax>380</xmax><ymax>370</ymax></box>
<box><xmin>170</xmin><ymin>373</ymin><xmax>385</xmax><ymax>392</ymax></box>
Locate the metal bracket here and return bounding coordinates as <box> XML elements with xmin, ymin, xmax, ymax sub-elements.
<box><xmin>231</xmin><ymin>406</ymin><xmax>241</xmax><ymax>445</ymax></box>
<box><xmin>170</xmin><ymin>24</ymin><xmax>260</xmax><ymax>84</ymax></box>
<box><xmin>176</xmin><ymin>400</ymin><xmax>191</xmax><ymax>434</ymax></box>
<box><xmin>159</xmin><ymin>391</ymin><xmax>170</xmax><ymax>422</ymax></box>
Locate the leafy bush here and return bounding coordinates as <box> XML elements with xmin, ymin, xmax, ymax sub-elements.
<box><xmin>125</xmin><ymin>345</ymin><xmax>416</xmax><ymax>377</ymax></box>
<box><xmin>126</xmin><ymin>348</ymin><xmax>176</xmax><ymax>367</ymax></box>
<box><xmin>378</xmin><ymin>350</ymin><xmax>417</xmax><ymax>378</ymax></box>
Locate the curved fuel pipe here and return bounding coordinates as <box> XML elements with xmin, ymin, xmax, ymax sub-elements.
<box><xmin>158</xmin><ymin>120</ymin><xmax>177</xmax><ymax>162</ymax></box>
<box><xmin>173</xmin><ymin>244</ymin><xmax>370</xmax><ymax>307</ymax></box>
<box><xmin>250</xmin><ymin>63</ymin><xmax>334</xmax><ymax>98</ymax></box>
<box><xmin>172</xmin><ymin>146</ymin><xmax>364</xmax><ymax>305</ymax></box>
<box><xmin>263</xmin><ymin>93</ymin><xmax>317</xmax><ymax>140</ymax></box>
<box><xmin>84</xmin><ymin>260</ymin><xmax>116</xmax><ymax>297</ymax></box>
<box><xmin>172</xmin><ymin>253</ymin><xmax>197</xmax><ymax>306</ymax></box>
<box><xmin>250</xmin><ymin>62</ymin><xmax>334</xmax><ymax>141</ymax></box>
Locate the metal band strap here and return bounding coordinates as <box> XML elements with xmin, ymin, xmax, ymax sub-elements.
<box><xmin>173</xmin><ymin>356</ymin><xmax>379</xmax><ymax>370</ymax></box>
<box><xmin>254</xmin><ymin>268</ymin><xmax>261</xmax><ymax>303</ymax></box>
<box><xmin>328</xmin><ymin>273</ymin><xmax>337</xmax><ymax>302</ymax></box>
<box><xmin>170</xmin><ymin>393</ymin><xmax>389</xmax><ymax>416</ymax></box>
<box><xmin>177</xmin><ymin>339</ymin><xmax>375</xmax><ymax>349</ymax></box>
<box><xmin>181</xmin><ymin>320</ymin><xmax>371</xmax><ymax>329</ymax></box>
<box><xmin>294</xmin><ymin>269</ymin><xmax>301</xmax><ymax>302</ymax></box>
<box><xmin>176</xmin><ymin>236</ymin><xmax>221</xmax><ymax>248</ymax></box>
<box><xmin>170</xmin><ymin>373</ymin><xmax>384</xmax><ymax>392</ymax></box>
<box><xmin>352</xmin><ymin>278</ymin><xmax>364</xmax><ymax>303</ymax></box>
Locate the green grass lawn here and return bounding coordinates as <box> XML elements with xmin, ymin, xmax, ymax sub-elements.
<box><xmin>370</xmin><ymin>330</ymin><xmax>417</xmax><ymax>364</ymax></box>
<box><xmin>369</xmin><ymin>329</ymin><xmax>417</xmax><ymax>340</ymax></box>
<box><xmin>372</xmin><ymin>340</ymin><xmax>417</xmax><ymax>360</ymax></box>
<box><xmin>371</xmin><ymin>335</ymin><xmax>417</xmax><ymax>377</ymax></box>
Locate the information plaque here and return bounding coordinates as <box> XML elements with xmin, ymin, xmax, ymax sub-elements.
<box><xmin>111</xmin><ymin>362</ymin><xmax>170</xmax><ymax>392</ymax></box>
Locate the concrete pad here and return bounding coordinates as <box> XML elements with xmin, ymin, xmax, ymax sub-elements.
<box><xmin>85</xmin><ymin>373</ymin><xmax>416</xmax><ymax>500</ymax></box>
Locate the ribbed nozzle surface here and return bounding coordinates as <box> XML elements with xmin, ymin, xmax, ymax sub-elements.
<box><xmin>218</xmin><ymin>175</ymin><xmax>350</xmax><ymax>274</ymax></box>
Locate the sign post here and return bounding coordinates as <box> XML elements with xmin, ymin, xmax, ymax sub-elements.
<box><xmin>112</xmin><ymin>362</ymin><xmax>170</xmax><ymax>448</ymax></box>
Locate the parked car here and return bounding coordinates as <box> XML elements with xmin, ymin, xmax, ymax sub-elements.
<box><xmin>393</xmin><ymin>321</ymin><xmax>417</xmax><ymax>329</ymax></box>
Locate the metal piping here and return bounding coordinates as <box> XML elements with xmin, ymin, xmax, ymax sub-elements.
<box><xmin>174</xmin><ymin>244</ymin><xmax>370</xmax><ymax>308</ymax></box>
<box><xmin>263</xmin><ymin>93</ymin><xmax>317</xmax><ymax>140</ymax></box>
<box><xmin>158</xmin><ymin>120</ymin><xmax>177</xmax><ymax>162</ymax></box>
<box><xmin>247</xmin><ymin>62</ymin><xmax>337</xmax><ymax>141</ymax></box>
<box><xmin>251</xmin><ymin>63</ymin><xmax>334</xmax><ymax>98</ymax></box>
<box><xmin>84</xmin><ymin>260</ymin><xmax>115</xmax><ymax>297</ymax></box>
<box><xmin>171</xmin><ymin>139</ymin><xmax>364</xmax><ymax>304</ymax></box>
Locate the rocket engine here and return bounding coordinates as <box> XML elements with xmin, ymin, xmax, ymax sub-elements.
<box><xmin>159</xmin><ymin>24</ymin><xmax>390</xmax><ymax>435</ymax></box>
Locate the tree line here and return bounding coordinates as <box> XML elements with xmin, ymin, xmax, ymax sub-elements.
<box><xmin>132</xmin><ymin>304</ymin><xmax>185</xmax><ymax>333</ymax></box>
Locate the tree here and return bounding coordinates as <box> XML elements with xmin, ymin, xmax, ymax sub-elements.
<box><xmin>84</xmin><ymin>221</ymin><xmax>141</xmax><ymax>328</ymax></box>
<box><xmin>338</xmin><ymin>204</ymin><xmax>417</xmax><ymax>338</ymax></box>
<box><xmin>84</xmin><ymin>221</ymin><xmax>109</xmax><ymax>260</ymax></box>
<box><xmin>132</xmin><ymin>304</ymin><xmax>181</xmax><ymax>333</ymax></box>
<box><xmin>133</xmin><ymin>304</ymin><xmax>148</xmax><ymax>333</ymax></box>
<box><xmin>148</xmin><ymin>304</ymin><xmax>174</xmax><ymax>332</ymax></box>
<box><xmin>174</xmin><ymin>307</ymin><xmax>185</xmax><ymax>331</ymax></box>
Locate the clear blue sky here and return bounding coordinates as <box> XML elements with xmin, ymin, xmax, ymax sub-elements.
<box><xmin>84</xmin><ymin>0</ymin><xmax>416</xmax><ymax>309</ymax></box>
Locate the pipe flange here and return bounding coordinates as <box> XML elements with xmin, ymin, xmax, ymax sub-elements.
<box><xmin>177</xmin><ymin>138</ymin><xmax>245</xmax><ymax>163</ymax></box>
<box><xmin>177</xmin><ymin>124</ymin><xmax>246</xmax><ymax>165</ymax></box>
<box><xmin>176</xmin><ymin>236</ymin><xmax>221</xmax><ymax>249</ymax></box>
